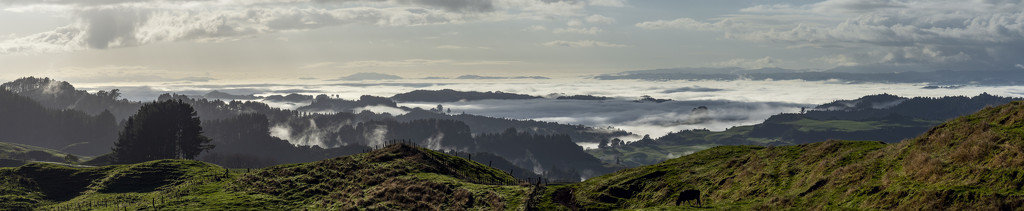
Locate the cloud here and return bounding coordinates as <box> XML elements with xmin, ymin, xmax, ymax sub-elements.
<box><xmin>552</xmin><ymin>27</ymin><xmax>602</xmax><ymax>34</ymax></box>
<box><xmin>435</xmin><ymin>45</ymin><xmax>464</xmax><ymax>49</ymax></box>
<box><xmin>524</xmin><ymin>25</ymin><xmax>547</xmax><ymax>31</ymax></box>
<box><xmin>635</xmin><ymin>0</ymin><xmax>1024</xmax><ymax>71</ymax></box>
<box><xmin>299</xmin><ymin>62</ymin><xmax>336</xmax><ymax>69</ymax></box>
<box><xmin>635</xmin><ymin>17</ymin><xmax>724</xmax><ymax>31</ymax></box>
<box><xmin>567</xmin><ymin>19</ymin><xmax>583</xmax><ymax>27</ymax></box>
<box><xmin>0</xmin><ymin>0</ymin><xmax>590</xmax><ymax>54</ymax></box>
<box><xmin>585</xmin><ymin>14</ymin><xmax>615</xmax><ymax>24</ymax></box>
<box><xmin>2</xmin><ymin>6</ymin><xmax>468</xmax><ymax>54</ymax></box>
<box><xmin>42</xmin><ymin>65</ymin><xmax>216</xmax><ymax>83</ymax></box>
<box><xmin>588</xmin><ymin>0</ymin><xmax>625</xmax><ymax>7</ymax></box>
<box><xmin>543</xmin><ymin>40</ymin><xmax>627</xmax><ymax>47</ymax></box>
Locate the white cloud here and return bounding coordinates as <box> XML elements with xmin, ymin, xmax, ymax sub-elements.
<box><xmin>567</xmin><ymin>19</ymin><xmax>583</xmax><ymax>27</ymax></box>
<box><xmin>0</xmin><ymin>0</ymin><xmax>592</xmax><ymax>54</ymax></box>
<box><xmin>635</xmin><ymin>17</ymin><xmax>724</xmax><ymax>31</ymax></box>
<box><xmin>543</xmin><ymin>40</ymin><xmax>627</xmax><ymax>47</ymax></box>
<box><xmin>636</xmin><ymin>0</ymin><xmax>1024</xmax><ymax>71</ymax></box>
<box><xmin>553</xmin><ymin>27</ymin><xmax>602</xmax><ymax>34</ymax></box>
<box><xmin>435</xmin><ymin>45</ymin><xmax>465</xmax><ymax>49</ymax></box>
<box><xmin>299</xmin><ymin>62</ymin><xmax>336</xmax><ymax>69</ymax></box>
<box><xmin>585</xmin><ymin>14</ymin><xmax>615</xmax><ymax>24</ymax></box>
<box><xmin>44</xmin><ymin>65</ymin><xmax>215</xmax><ymax>83</ymax></box>
<box><xmin>523</xmin><ymin>25</ymin><xmax>547</xmax><ymax>31</ymax></box>
<box><xmin>588</xmin><ymin>0</ymin><xmax>626</xmax><ymax>7</ymax></box>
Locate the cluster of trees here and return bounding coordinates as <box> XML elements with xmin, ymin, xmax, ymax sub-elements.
<box><xmin>397</xmin><ymin>109</ymin><xmax>631</xmax><ymax>143</ymax></box>
<box><xmin>112</xmin><ymin>100</ymin><xmax>214</xmax><ymax>164</ymax></box>
<box><xmin>299</xmin><ymin>95</ymin><xmax>398</xmax><ymax>113</ymax></box>
<box><xmin>1</xmin><ymin>77</ymin><xmax>141</xmax><ymax>120</ymax></box>
<box><xmin>0</xmin><ymin>89</ymin><xmax>117</xmax><ymax>156</ymax></box>
<box><xmin>475</xmin><ymin>128</ymin><xmax>608</xmax><ymax>180</ymax></box>
<box><xmin>199</xmin><ymin>113</ymin><xmax>366</xmax><ymax>167</ymax></box>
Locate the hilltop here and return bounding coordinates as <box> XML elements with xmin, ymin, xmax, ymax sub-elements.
<box><xmin>540</xmin><ymin>101</ymin><xmax>1024</xmax><ymax>209</ymax></box>
<box><xmin>0</xmin><ymin>143</ymin><xmax>533</xmax><ymax>210</ymax></box>
<box><xmin>592</xmin><ymin>93</ymin><xmax>1021</xmax><ymax>166</ymax></box>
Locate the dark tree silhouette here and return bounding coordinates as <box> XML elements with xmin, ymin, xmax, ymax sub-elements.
<box><xmin>112</xmin><ymin>100</ymin><xmax>214</xmax><ymax>163</ymax></box>
<box><xmin>0</xmin><ymin>88</ymin><xmax>117</xmax><ymax>156</ymax></box>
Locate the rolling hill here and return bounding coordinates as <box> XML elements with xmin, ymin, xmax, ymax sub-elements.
<box><xmin>0</xmin><ymin>143</ymin><xmax>534</xmax><ymax>210</ymax></box>
<box><xmin>539</xmin><ymin>101</ymin><xmax>1024</xmax><ymax>209</ymax></box>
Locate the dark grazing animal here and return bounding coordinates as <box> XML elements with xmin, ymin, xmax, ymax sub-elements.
<box><xmin>676</xmin><ymin>189</ymin><xmax>701</xmax><ymax>207</ymax></box>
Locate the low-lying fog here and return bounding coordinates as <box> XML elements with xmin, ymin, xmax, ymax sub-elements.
<box><xmin>75</xmin><ymin>78</ymin><xmax>1024</xmax><ymax>145</ymax></box>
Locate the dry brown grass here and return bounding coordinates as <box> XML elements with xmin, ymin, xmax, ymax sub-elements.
<box><xmin>950</xmin><ymin>131</ymin><xmax>997</xmax><ymax>164</ymax></box>
<box><xmin>903</xmin><ymin>150</ymin><xmax>944</xmax><ymax>182</ymax></box>
<box><xmin>989</xmin><ymin>142</ymin><xmax>1024</xmax><ymax>168</ymax></box>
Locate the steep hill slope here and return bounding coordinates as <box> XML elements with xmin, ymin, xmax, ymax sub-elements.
<box><xmin>0</xmin><ymin>143</ymin><xmax>533</xmax><ymax>210</ymax></box>
<box><xmin>543</xmin><ymin>101</ymin><xmax>1024</xmax><ymax>210</ymax></box>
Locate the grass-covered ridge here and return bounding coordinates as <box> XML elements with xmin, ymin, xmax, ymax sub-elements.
<box><xmin>0</xmin><ymin>143</ymin><xmax>532</xmax><ymax>210</ymax></box>
<box><xmin>0</xmin><ymin>142</ymin><xmax>85</xmax><ymax>166</ymax></box>
<box><xmin>544</xmin><ymin>101</ymin><xmax>1024</xmax><ymax>210</ymax></box>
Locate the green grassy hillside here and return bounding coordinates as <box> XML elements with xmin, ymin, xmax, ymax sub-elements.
<box><xmin>0</xmin><ymin>144</ymin><xmax>532</xmax><ymax>210</ymax></box>
<box><xmin>0</xmin><ymin>142</ymin><xmax>86</xmax><ymax>167</ymax></box>
<box><xmin>588</xmin><ymin>115</ymin><xmax>939</xmax><ymax>167</ymax></box>
<box><xmin>543</xmin><ymin>101</ymin><xmax>1024</xmax><ymax>210</ymax></box>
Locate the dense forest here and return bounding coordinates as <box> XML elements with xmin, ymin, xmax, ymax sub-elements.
<box><xmin>1</xmin><ymin>77</ymin><xmax>142</xmax><ymax>120</ymax></box>
<box><xmin>0</xmin><ymin>88</ymin><xmax>117</xmax><ymax>156</ymax></box>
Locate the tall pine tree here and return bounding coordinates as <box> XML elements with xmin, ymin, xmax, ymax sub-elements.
<box><xmin>112</xmin><ymin>100</ymin><xmax>214</xmax><ymax>163</ymax></box>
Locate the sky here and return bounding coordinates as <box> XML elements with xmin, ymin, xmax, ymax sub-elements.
<box><xmin>2</xmin><ymin>0</ymin><xmax>1023</xmax><ymax>83</ymax></box>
